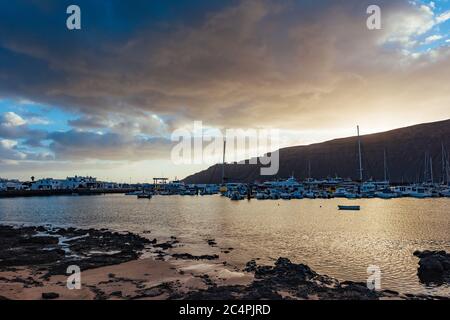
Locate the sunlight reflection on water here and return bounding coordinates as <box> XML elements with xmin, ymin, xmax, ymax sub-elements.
<box><xmin>0</xmin><ymin>194</ymin><xmax>449</xmax><ymax>296</ymax></box>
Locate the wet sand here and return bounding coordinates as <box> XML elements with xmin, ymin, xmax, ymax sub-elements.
<box><xmin>0</xmin><ymin>258</ymin><xmax>252</xmax><ymax>300</ymax></box>
<box><xmin>0</xmin><ymin>225</ymin><xmax>448</xmax><ymax>300</ymax></box>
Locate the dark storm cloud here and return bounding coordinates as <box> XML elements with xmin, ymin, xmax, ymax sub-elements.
<box><xmin>0</xmin><ymin>0</ymin><xmax>449</xmax><ymax>170</ymax></box>
<box><xmin>1</xmin><ymin>0</ymin><xmax>448</xmax><ymax>128</ymax></box>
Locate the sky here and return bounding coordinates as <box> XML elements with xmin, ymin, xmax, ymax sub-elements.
<box><xmin>0</xmin><ymin>0</ymin><xmax>449</xmax><ymax>182</ymax></box>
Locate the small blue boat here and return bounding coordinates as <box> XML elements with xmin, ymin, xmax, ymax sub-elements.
<box><xmin>338</xmin><ymin>205</ymin><xmax>360</xmax><ymax>211</ymax></box>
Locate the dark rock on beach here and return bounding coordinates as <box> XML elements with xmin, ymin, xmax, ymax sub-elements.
<box><xmin>414</xmin><ymin>250</ymin><xmax>450</xmax><ymax>284</ymax></box>
<box><xmin>182</xmin><ymin>257</ymin><xmax>447</xmax><ymax>300</ymax></box>
<box><xmin>206</xmin><ymin>239</ymin><xmax>217</xmax><ymax>247</ymax></box>
<box><xmin>0</xmin><ymin>225</ymin><xmax>151</xmax><ymax>276</ymax></box>
<box><xmin>42</xmin><ymin>292</ymin><xmax>59</xmax><ymax>300</ymax></box>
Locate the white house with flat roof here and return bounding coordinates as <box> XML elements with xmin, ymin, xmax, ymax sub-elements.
<box><xmin>63</xmin><ymin>176</ymin><xmax>97</xmax><ymax>189</ymax></box>
<box><xmin>29</xmin><ymin>176</ymin><xmax>99</xmax><ymax>190</ymax></box>
<box><xmin>0</xmin><ymin>179</ymin><xmax>28</xmax><ymax>191</ymax></box>
<box><xmin>30</xmin><ymin>178</ymin><xmax>65</xmax><ymax>190</ymax></box>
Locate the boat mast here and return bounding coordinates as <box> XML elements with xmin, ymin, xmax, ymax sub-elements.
<box><xmin>447</xmin><ymin>149</ymin><xmax>450</xmax><ymax>185</ymax></box>
<box><xmin>442</xmin><ymin>143</ymin><xmax>446</xmax><ymax>185</ymax></box>
<box><xmin>222</xmin><ymin>137</ymin><xmax>226</xmax><ymax>184</ymax></box>
<box><xmin>357</xmin><ymin>126</ymin><xmax>363</xmax><ymax>182</ymax></box>
<box><xmin>383</xmin><ymin>148</ymin><xmax>388</xmax><ymax>182</ymax></box>
<box><xmin>430</xmin><ymin>156</ymin><xmax>433</xmax><ymax>184</ymax></box>
<box><xmin>447</xmin><ymin>151</ymin><xmax>450</xmax><ymax>185</ymax></box>
<box><xmin>308</xmin><ymin>160</ymin><xmax>311</xmax><ymax>180</ymax></box>
<box><xmin>424</xmin><ymin>152</ymin><xmax>428</xmax><ymax>183</ymax></box>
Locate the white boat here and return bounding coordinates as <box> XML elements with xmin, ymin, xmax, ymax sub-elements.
<box><xmin>432</xmin><ymin>191</ymin><xmax>440</xmax><ymax>197</ymax></box>
<box><xmin>334</xmin><ymin>188</ymin><xmax>348</xmax><ymax>198</ymax></box>
<box><xmin>318</xmin><ymin>191</ymin><xmax>332</xmax><ymax>199</ymax></box>
<box><xmin>256</xmin><ymin>192</ymin><xmax>268</xmax><ymax>200</ymax></box>
<box><xmin>230</xmin><ymin>191</ymin><xmax>244</xmax><ymax>201</ymax></box>
<box><xmin>361</xmin><ymin>182</ymin><xmax>376</xmax><ymax>194</ymax></box>
<box><xmin>304</xmin><ymin>191</ymin><xmax>315</xmax><ymax>199</ymax></box>
<box><xmin>269</xmin><ymin>192</ymin><xmax>280</xmax><ymax>200</ymax></box>
<box><xmin>125</xmin><ymin>191</ymin><xmax>143</xmax><ymax>196</ymax></box>
<box><xmin>280</xmin><ymin>192</ymin><xmax>291</xmax><ymax>200</ymax></box>
<box><xmin>409</xmin><ymin>187</ymin><xmax>432</xmax><ymax>198</ymax></box>
<box><xmin>375</xmin><ymin>189</ymin><xmax>398</xmax><ymax>199</ymax></box>
<box><xmin>291</xmin><ymin>191</ymin><xmax>303</xmax><ymax>199</ymax></box>
<box><xmin>345</xmin><ymin>192</ymin><xmax>358</xmax><ymax>199</ymax></box>
<box><xmin>263</xmin><ymin>176</ymin><xmax>301</xmax><ymax>189</ymax></box>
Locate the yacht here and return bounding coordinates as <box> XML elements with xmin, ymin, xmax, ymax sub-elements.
<box><xmin>392</xmin><ymin>186</ymin><xmax>414</xmax><ymax>197</ymax></box>
<box><xmin>291</xmin><ymin>191</ymin><xmax>304</xmax><ymax>199</ymax></box>
<box><xmin>334</xmin><ymin>187</ymin><xmax>348</xmax><ymax>198</ymax></box>
<box><xmin>375</xmin><ymin>188</ymin><xmax>398</xmax><ymax>199</ymax></box>
<box><xmin>280</xmin><ymin>192</ymin><xmax>291</xmax><ymax>200</ymax></box>
<box><xmin>125</xmin><ymin>190</ymin><xmax>143</xmax><ymax>196</ymax></box>
<box><xmin>256</xmin><ymin>192</ymin><xmax>268</xmax><ymax>200</ymax></box>
<box><xmin>230</xmin><ymin>191</ymin><xmax>244</xmax><ymax>201</ymax></box>
<box><xmin>269</xmin><ymin>190</ymin><xmax>280</xmax><ymax>200</ymax></box>
<box><xmin>344</xmin><ymin>192</ymin><xmax>359</xmax><ymax>199</ymax></box>
<box><xmin>409</xmin><ymin>186</ymin><xmax>432</xmax><ymax>198</ymax></box>
<box><xmin>304</xmin><ymin>191</ymin><xmax>315</xmax><ymax>199</ymax></box>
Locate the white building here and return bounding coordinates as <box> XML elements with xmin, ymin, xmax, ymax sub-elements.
<box><xmin>30</xmin><ymin>176</ymin><xmax>99</xmax><ymax>190</ymax></box>
<box><xmin>30</xmin><ymin>178</ymin><xmax>65</xmax><ymax>190</ymax></box>
<box><xmin>0</xmin><ymin>179</ymin><xmax>27</xmax><ymax>191</ymax></box>
<box><xmin>100</xmin><ymin>182</ymin><xmax>122</xmax><ymax>189</ymax></box>
<box><xmin>63</xmin><ymin>176</ymin><xmax>98</xmax><ymax>189</ymax></box>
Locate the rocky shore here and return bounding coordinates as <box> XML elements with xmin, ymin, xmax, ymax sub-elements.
<box><xmin>0</xmin><ymin>225</ymin><xmax>448</xmax><ymax>300</ymax></box>
<box><xmin>180</xmin><ymin>257</ymin><xmax>449</xmax><ymax>300</ymax></box>
<box><xmin>0</xmin><ymin>225</ymin><xmax>152</xmax><ymax>277</ymax></box>
<box><xmin>414</xmin><ymin>250</ymin><xmax>450</xmax><ymax>285</ymax></box>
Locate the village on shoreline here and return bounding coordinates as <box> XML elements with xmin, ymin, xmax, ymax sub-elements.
<box><xmin>1</xmin><ymin>174</ymin><xmax>450</xmax><ymax>200</ymax></box>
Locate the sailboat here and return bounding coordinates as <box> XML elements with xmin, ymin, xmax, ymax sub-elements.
<box><xmin>375</xmin><ymin>149</ymin><xmax>397</xmax><ymax>199</ymax></box>
<box><xmin>339</xmin><ymin>126</ymin><xmax>363</xmax><ymax>208</ymax></box>
<box><xmin>219</xmin><ymin>138</ymin><xmax>228</xmax><ymax>195</ymax></box>
<box><xmin>347</xmin><ymin>125</ymin><xmax>363</xmax><ymax>199</ymax></box>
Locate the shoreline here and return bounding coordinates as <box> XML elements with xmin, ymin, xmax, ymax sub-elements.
<box><xmin>0</xmin><ymin>189</ymin><xmax>136</xmax><ymax>199</ymax></box>
<box><xmin>0</xmin><ymin>224</ymin><xmax>448</xmax><ymax>300</ymax></box>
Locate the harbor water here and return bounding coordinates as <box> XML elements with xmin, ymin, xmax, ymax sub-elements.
<box><xmin>0</xmin><ymin>194</ymin><xmax>449</xmax><ymax>296</ymax></box>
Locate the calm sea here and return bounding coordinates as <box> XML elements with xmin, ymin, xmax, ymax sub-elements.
<box><xmin>0</xmin><ymin>194</ymin><xmax>449</xmax><ymax>296</ymax></box>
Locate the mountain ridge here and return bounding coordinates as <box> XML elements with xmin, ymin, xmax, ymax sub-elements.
<box><xmin>183</xmin><ymin>119</ymin><xmax>450</xmax><ymax>184</ymax></box>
